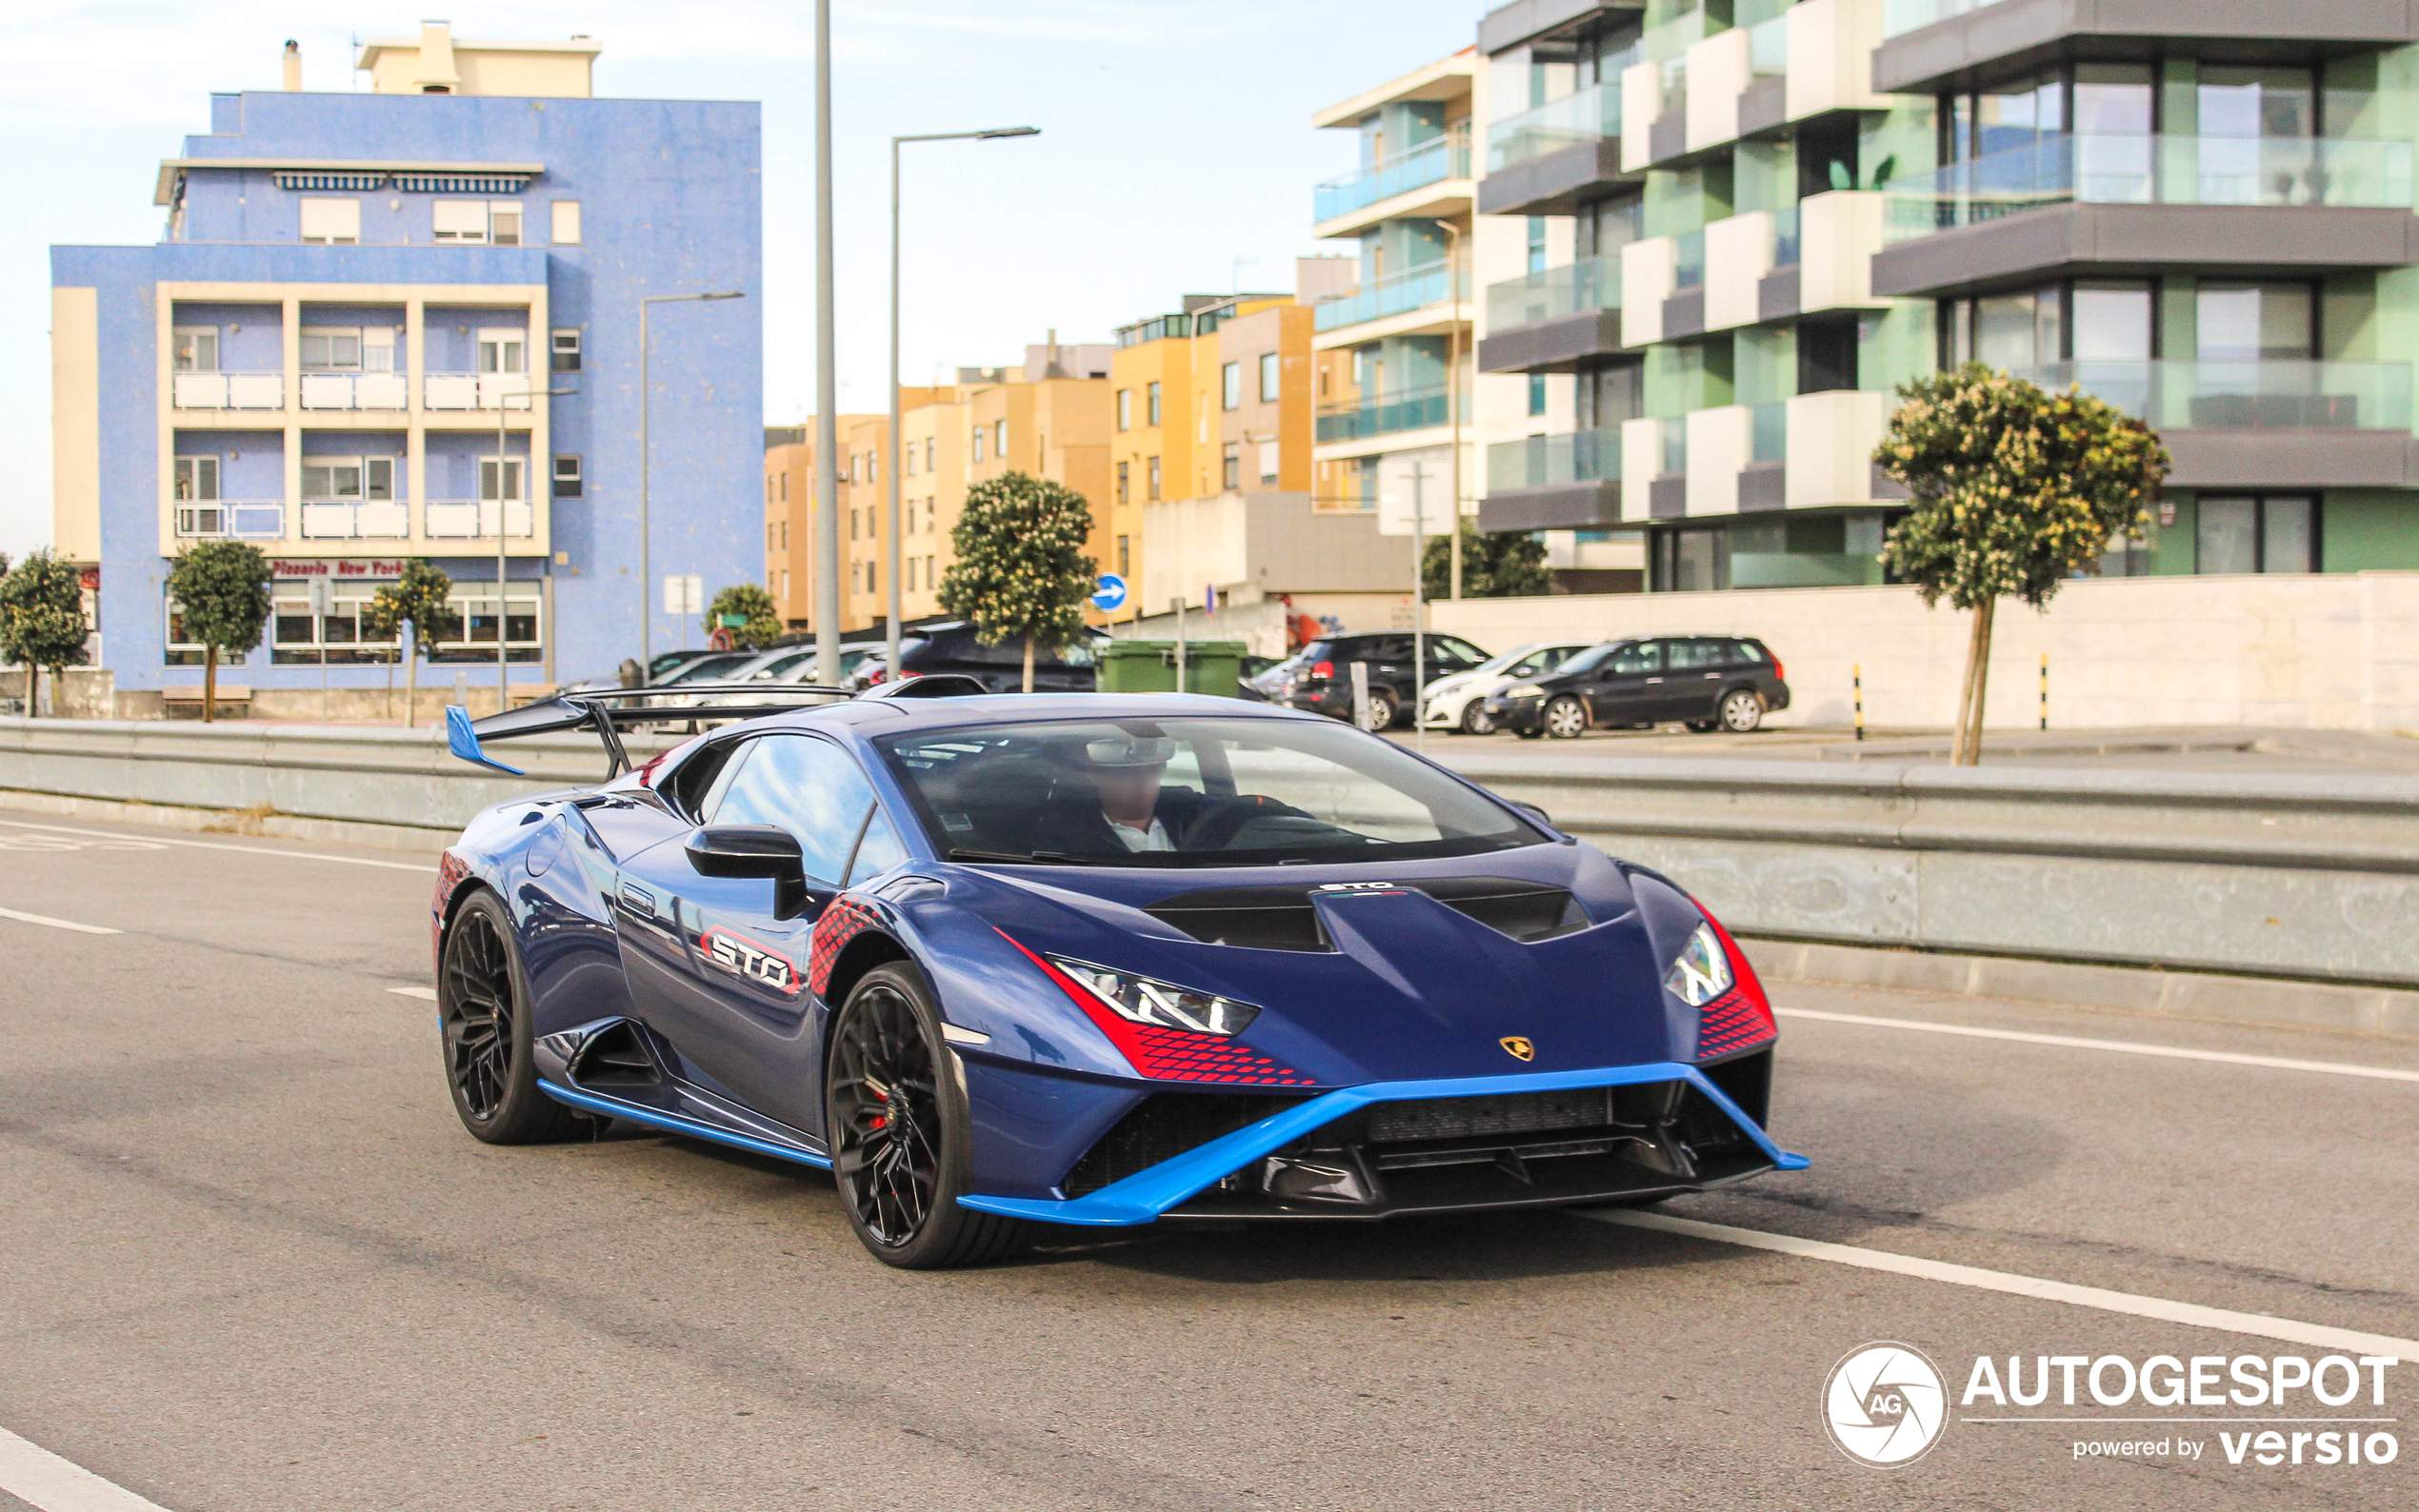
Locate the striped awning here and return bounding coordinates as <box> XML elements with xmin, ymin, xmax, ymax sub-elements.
<box><xmin>391</xmin><ymin>172</ymin><xmax>534</xmax><ymax>194</ymax></box>
<box><xmin>273</xmin><ymin>170</ymin><xmax>389</xmax><ymax>191</ymax></box>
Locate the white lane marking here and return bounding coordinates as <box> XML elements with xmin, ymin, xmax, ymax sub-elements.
<box><xmin>0</xmin><ymin>819</ymin><xmax>433</xmax><ymax>873</ymax></box>
<box><xmin>1776</xmin><ymin>1005</ymin><xmax>2419</xmax><ymax>1085</ymax></box>
<box><xmin>0</xmin><ymin>1424</ymin><xmax>176</xmax><ymax>1511</ymax></box>
<box><xmin>388</xmin><ymin>985</ymin><xmax>438</xmax><ymax>1002</ymax></box>
<box><xmin>1589</xmin><ymin>1210</ymin><xmax>2419</xmax><ymax>1360</ymax></box>
<box><xmin>0</xmin><ymin>906</ymin><xmax>120</xmax><ymax>936</ymax></box>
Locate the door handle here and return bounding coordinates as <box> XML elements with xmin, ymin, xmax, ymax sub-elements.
<box><xmin>1646</xmin><ymin>676</ymin><xmax>1664</xmax><ymax>684</ymax></box>
<box><xmin>618</xmin><ymin>880</ymin><xmax>656</xmax><ymax>916</ymax></box>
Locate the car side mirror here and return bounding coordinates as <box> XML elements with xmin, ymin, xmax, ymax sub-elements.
<box><xmin>687</xmin><ymin>825</ymin><xmax>810</xmax><ymax>918</ymax></box>
<box><xmin>1509</xmin><ymin>801</ymin><xmax>1553</xmax><ymax>828</ymax></box>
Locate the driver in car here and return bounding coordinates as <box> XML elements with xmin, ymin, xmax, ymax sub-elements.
<box><xmin>1078</xmin><ymin>733</ymin><xmax>1206</xmax><ymax>854</ymax></box>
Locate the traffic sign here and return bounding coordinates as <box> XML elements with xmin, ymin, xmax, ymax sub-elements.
<box><xmin>1090</xmin><ymin>573</ymin><xmax>1129</xmax><ymax>612</ymax></box>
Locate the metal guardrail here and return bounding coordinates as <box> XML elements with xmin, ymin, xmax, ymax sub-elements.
<box><xmin>4</xmin><ymin>719</ymin><xmax>2413</xmax><ymax>988</ymax></box>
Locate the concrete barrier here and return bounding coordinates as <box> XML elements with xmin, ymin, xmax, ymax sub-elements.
<box><xmin>4</xmin><ymin>715</ymin><xmax>2414</xmax><ymax>1010</ymax></box>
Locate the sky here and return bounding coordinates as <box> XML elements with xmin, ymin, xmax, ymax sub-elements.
<box><xmin>0</xmin><ymin>0</ymin><xmax>1489</xmax><ymax>560</ymax></box>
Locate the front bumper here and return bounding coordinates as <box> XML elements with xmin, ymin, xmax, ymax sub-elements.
<box><xmin>957</xmin><ymin>1060</ymin><xmax>1805</xmax><ymax>1228</ymax></box>
<box><xmin>1483</xmin><ymin>695</ymin><xmax>1545</xmax><ymax>733</ymax></box>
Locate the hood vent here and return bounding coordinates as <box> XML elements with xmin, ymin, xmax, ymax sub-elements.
<box><xmin>1146</xmin><ymin>886</ymin><xmax>1333</xmax><ymax>952</ymax></box>
<box><xmin>1412</xmin><ymin>878</ymin><xmax>1589</xmax><ymax>942</ymax></box>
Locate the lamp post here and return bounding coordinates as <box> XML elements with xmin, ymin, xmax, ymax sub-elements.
<box><xmin>889</xmin><ymin>125</ymin><xmax>1040</xmax><ymax>679</ymax></box>
<box><xmin>639</xmin><ymin>290</ymin><xmax>745</xmax><ymax>675</ymax></box>
<box><xmin>496</xmin><ymin>382</ymin><xmax>578</xmax><ymax>710</ymax></box>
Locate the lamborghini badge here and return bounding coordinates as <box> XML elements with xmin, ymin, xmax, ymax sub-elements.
<box><xmin>1500</xmin><ymin>1036</ymin><xmax>1535</xmax><ymax>1062</ymax></box>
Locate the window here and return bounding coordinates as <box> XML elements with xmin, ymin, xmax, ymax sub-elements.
<box><xmin>1527</xmin><ymin>215</ymin><xmax>1548</xmax><ymax>275</ymax></box>
<box><xmin>709</xmin><ymin>736</ymin><xmax>892</xmax><ymax>885</ymax></box>
<box><xmin>431</xmin><ymin>199</ymin><xmax>490</xmax><ymax>243</ymax></box>
<box><xmin>171</xmin><ymin>328</ymin><xmax>218</xmax><ymax>372</ymax></box>
<box><xmin>1148</xmin><ymin>456</ymin><xmax>1161</xmax><ymax>501</ymax></box>
<box><xmin>924</xmin><ymin>438</ymin><xmax>936</xmax><ymax>471</ymax></box>
<box><xmin>1222</xmin><ymin>361</ymin><xmax>1242</xmax><ymax>410</ymax></box>
<box><xmin>300</xmin><ymin>328</ymin><xmax>363</xmax><ymax>370</ymax></box>
<box><xmin>430</xmin><ymin>587</ymin><xmax>541</xmax><ymax>664</ymax></box>
<box><xmin>2196</xmin><ymin>283</ymin><xmax>2314</xmax><ymax>362</ymax></box>
<box><xmin>268</xmin><ymin>579</ymin><xmax>401</xmax><ymax>665</ymax></box>
<box><xmin>1222</xmin><ymin>443</ymin><xmax>1240</xmax><ymax>491</ymax></box>
<box><xmin>1259</xmin><ymin>351</ymin><xmax>1280</xmax><ymax>403</ymax></box>
<box><xmin>1529</xmin><ymin>373</ymin><xmax>1548</xmax><ymax>416</ymax></box>
<box><xmin>2197</xmin><ymin>496</ymin><xmax>2315</xmax><ymax>574</ymax></box>
<box><xmin>550</xmin><ymin>328</ymin><xmax>582</xmax><ymax>372</ymax></box>
<box><xmin>550</xmin><ymin>200</ymin><xmax>582</xmax><ymax>245</ymax></box>
<box><xmin>2071</xmin><ymin>282</ymin><xmax>2152</xmax><ymax>362</ymax></box>
<box><xmin>479</xmin><ymin>456</ymin><xmax>526</xmax><ymax>502</ymax></box>
<box><xmin>489</xmin><ymin>203</ymin><xmax>523</xmax><ymax>246</ymax></box>
<box><xmin>552</xmin><ymin>455</ymin><xmax>583</xmax><ymax>498</ymax></box>
<box><xmin>1147</xmin><ymin>382</ymin><xmax>1162</xmax><ymax>426</ymax></box>
<box><xmin>166</xmin><ymin>596</ymin><xmax>254</xmax><ymax>666</ymax></box>
<box><xmin>971</xmin><ymin>427</ymin><xmax>985</xmax><ymax>463</ymax></box>
<box><xmin>850</xmin><ymin>508</ymin><xmax>860</xmax><ymax>541</ymax></box>
<box><xmin>1116</xmin><ymin>389</ymin><xmax>1131</xmax><ymax>431</ymax></box>
<box><xmin>1116</xmin><ymin>461</ymin><xmax>1130</xmax><ymax>506</ymax></box>
<box><xmin>477</xmin><ymin>329</ymin><xmax>528</xmax><ymax>374</ymax></box>
<box><xmin>1117</xmin><ymin>535</ymin><xmax>1130</xmax><ymax>577</ymax></box>
<box><xmin>994</xmin><ymin>419</ymin><xmax>1008</xmax><ymax>456</ymax></box>
<box><xmin>904</xmin><ymin>442</ymin><xmax>916</xmax><ymax>477</ymax></box>
<box><xmin>1258</xmin><ymin>439</ymin><xmax>1279</xmax><ymax>485</ymax></box>
<box><xmin>298</xmin><ymin>197</ymin><xmax>360</xmax><ymax>245</ymax></box>
<box><xmin>172</xmin><ymin>456</ymin><xmax>219</xmax><ymax>501</ymax></box>
<box><xmin>301</xmin><ymin>457</ymin><xmax>394</xmax><ymax>500</ymax></box>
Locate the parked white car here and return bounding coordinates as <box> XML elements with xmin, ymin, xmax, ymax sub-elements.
<box><xmin>1420</xmin><ymin>641</ymin><xmax>1598</xmax><ymax>734</ymax></box>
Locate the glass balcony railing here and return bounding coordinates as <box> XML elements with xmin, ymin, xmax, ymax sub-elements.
<box><xmin>1315</xmin><ymin>384</ymin><xmax>1467</xmax><ymax>444</ymax></box>
<box><xmin>1641</xmin><ymin>9</ymin><xmax>1712</xmax><ymax>62</ymax></box>
<box><xmin>1749</xmin><ymin>402</ymin><xmax>1787</xmax><ymax>464</ymax></box>
<box><xmin>1770</xmin><ymin>204</ymin><xmax>1802</xmax><ymax>266</ymax></box>
<box><xmin>173</xmin><ymin>502</ymin><xmax>285</xmax><ymax>539</ymax></box>
<box><xmin>1486</xmin><ymin>256</ymin><xmax>1621</xmax><ymax>331</ymax></box>
<box><xmin>1658</xmin><ymin>417</ymin><xmax>1687</xmax><ymax>475</ymax></box>
<box><xmin>170</xmin><ymin>371</ymin><xmax>283</xmax><ymax>410</ymax></box>
<box><xmin>1312</xmin><ymin>261</ymin><xmax>1470</xmax><ymax>333</ymax></box>
<box><xmin>1884</xmin><ymin>134</ymin><xmax>2415</xmax><ymax>241</ymax></box>
<box><xmin>2011</xmin><ymin>360</ymin><xmax>2415</xmax><ymax>432</ymax></box>
<box><xmin>1673</xmin><ymin>229</ymin><xmax>1707</xmax><ymax>289</ymax></box>
<box><xmin>1314</xmin><ymin>132</ymin><xmax>1471</xmax><ymax>223</ymax></box>
<box><xmin>1488</xmin><ymin>429</ymin><xmax>1623</xmax><ymax>493</ymax></box>
<box><xmin>1488</xmin><ymin>79</ymin><xmax>1623</xmax><ymax>173</ymax></box>
<box><xmin>299</xmin><ymin>501</ymin><xmax>412</xmax><ymax>540</ymax></box>
<box><xmin>1882</xmin><ymin>0</ymin><xmax>1996</xmax><ymax>37</ymax></box>
<box><xmin>1748</xmin><ymin>16</ymin><xmax>1788</xmax><ymax>76</ymax></box>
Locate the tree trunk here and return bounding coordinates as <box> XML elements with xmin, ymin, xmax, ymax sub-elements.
<box><xmin>1950</xmin><ymin>605</ymin><xmax>1986</xmax><ymax>765</ymax></box>
<box><xmin>1963</xmin><ymin>596</ymin><xmax>1997</xmax><ymax>766</ymax></box>
<box><xmin>1021</xmin><ymin>633</ymin><xmax>1036</xmax><ymax>694</ymax></box>
<box><xmin>203</xmin><ymin>646</ymin><xmax>217</xmax><ymax>725</ymax></box>
<box><xmin>25</xmin><ymin>662</ymin><xmax>38</xmax><ymax>721</ymax></box>
<box><xmin>404</xmin><ymin>624</ymin><xmax>420</xmax><ymax>729</ymax></box>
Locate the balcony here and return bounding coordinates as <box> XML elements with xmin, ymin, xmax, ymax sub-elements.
<box><xmin>1879</xmin><ymin>0</ymin><xmax>1991</xmax><ymax>36</ymax></box>
<box><xmin>174</xmin><ymin>502</ymin><xmax>285</xmax><ymax>539</ymax></box>
<box><xmin>1480</xmin><ymin>257</ymin><xmax>1623</xmax><ymax>373</ymax></box>
<box><xmin>299</xmin><ymin>372</ymin><xmax>410</xmax><ymax>411</ymax></box>
<box><xmin>2014</xmin><ymin>358</ymin><xmax>2419</xmax><ymax>488</ymax></box>
<box><xmin>422</xmin><ymin>373</ymin><xmax>536</xmax><ymax>411</ymax></box>
<box><xmin>1875</xmin><ymin>1</ymin><xmax>2419</xmax><ymax>97</ymax></box>
<box><xmin>171</xmin><ymin>372</ymin><xmax>282</xmax><ymax>410</ymax></box>
<box><xmin>1481</xmin><ymin>429</ymin><xmax>1624</xmax><ymax>532</ymax></box>
<box><xmin>1314</xmin><ymin>384</ymin><xmax>1462</xmax><ymax>446</ymax></box>
<box><xmin>424</xmin><ymin>501</ymin><xmax>537</xmax><ymax>539</ymax></box>
<box><xmin>1488</xmin><ymin>80</ymin><xmax>1622</xmax><ymax>175</ymax></box>
<box><xmin>1873</xmin><ymin>135</ymin><xmax>2419</xmax><ymax>297</ymax></box>
<box><xmin>300</xmin><ymin>501</ymin><xmax>412</xmax><ymax>540</ymax></box>
<box><xmin>1313</xmin><ymin>133</ymin><xmax>1470</xmax><ymax>230</ymax></box>
<box><xmin>1312</xmin><ymin>262</ymin><xmax>1470</xmax><ymax>336</ymax></box>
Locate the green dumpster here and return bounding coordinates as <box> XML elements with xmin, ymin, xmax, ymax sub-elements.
<box><xmin>1096</xmin><ymin>639</ymin><xmax>1249</xmax><ymax>698</ymax></box>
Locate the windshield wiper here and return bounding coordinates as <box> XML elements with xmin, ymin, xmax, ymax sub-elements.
<box><xmin>948</xmin><ymin>847</ymin><xmax>1097</xmax><ymax>865</ymax></box>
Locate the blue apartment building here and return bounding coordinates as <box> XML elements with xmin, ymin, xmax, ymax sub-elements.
<box><xmin>49</xmin><ymin>26</ymin><xmax>761</xmax><ymax>710</ymax></box>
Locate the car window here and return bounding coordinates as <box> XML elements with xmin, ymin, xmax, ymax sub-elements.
<box><xmin>707</xmin><ymin>735</ymin><xmax>887</xmax><ymax>885</ymax></box>
<box><xmin>1507</xmin><ymin>644</ymin><xmax>1587</xmax><ymax>678</ymax></box>
<box><xmin>1607</xmin><ymin>642</ymin><xmax>1661</xmax><ymax>675</ymax></box>
<box><xmin>1730</xmin><ymin>639</ymin><xmax>1767</xmax><ymax>666</ymax></box>
<box><xmin>1369</xmin><ymin>636</ymin><xmax>1414</xmax><ymax>663</ymax></box>
<box><xmin>1430</xmin><ymin>637</ymin><xmax>1486</xmax><ymax>668</ymax></box>
<box><xmin>1552</xmin><ymin>643</ymin><xmax>1616</xmax><ymax>676</ymax></box>
<box><xmin>1666</xmin><ymin>639</ymin><xmax>1727</xmax><ymax>670</ymax></box>
<box><xmin>848</xmin><ymin>805</ymin><xmax>910</xmax><ymax>884</ymax></box>
<box><xmin>662</xmin><ymin>652</ymin><xmax>754</xmax><ymax>685</ymax></box>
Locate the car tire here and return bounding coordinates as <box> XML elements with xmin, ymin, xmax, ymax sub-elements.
<box><xmin>1718</xmin><ymin>687</ymin><xmax>1765</xmax><ymax>733</ymax></box>
<box><xmin>1356</xmin><ymin>687</ymin><xmax>1398</xmax><ymax>732</ymax></box>
<box><xmin>1544</xmin><ymin>695</ymin><xmax>1590</xmax><ymax>740</ymax></box>
<box><xmin>1515</xmin><ymin>726</ymin><xmax>1545</xmax><ymax>741</ymax></box>
<box><xmin>439</xmin><ymin>889</ymin><xmax>586</xmax><ymax>1144</ymax></box>
<box><xmin>1685</xmin><ymin>719</ymin><xmax>1717</xmax><ymax>733</ymax></box>
<box><xmin>828</xmin><ymin>962</ymin><xmax>1031</xmax><ymax>1269</ymax></box>
<box><xmin>1459</xmin><ymin>702</ymin><xmax>1496</xmax><ymax>736</ymax></box>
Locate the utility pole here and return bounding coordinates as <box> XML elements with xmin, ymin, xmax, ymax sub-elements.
<box><xmin>1441</xmin><ymin>221</ymin><xmax>1465</xmax><ymax>603</ymax></box>
<box><xmin>813</xmin><ymin>0</ymin><xmax>841</xmax><ymax>686</ymax></box>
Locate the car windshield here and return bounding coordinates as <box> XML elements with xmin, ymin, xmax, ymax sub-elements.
<box><xmin>1549</xmin><ymin>642</ymin><xmax>1623</xmax><ymax>677</ymax></box>
<box><xmin>874</xmin><ymin>715</ymin><xmax>1544</xmax><ymax>867</ymax></box>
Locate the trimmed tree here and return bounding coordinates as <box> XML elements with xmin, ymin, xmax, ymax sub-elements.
<box><xmin>1422</xmin><ymin>529</ymin><xmax>1549</xmax><ymax>601</ymax></box>
<box><xmin>0</xmin><ymin>550</ymin><xmax>91</xmax><ymax>719</ymax></box>
<box><xmin>1874</xmin><ymin>363</ymin><xmax>2169</xmax><ymax>766</ymax></box>
<box><xmin>361</xmin><ymin>560</ymin><xmax>455</xmax><ymax>727</ymax></box>
<box><xmin>707</xmin><ymin>583</ymin><xmax>782</xmax><ymax>651</ymax></box>
<box><xmin>164</xmin><ymin>542</ymin><xmax>272</xmax><ymax>725</ymax></box>
<box><xmin>937</xmin><ymin>471</ymin><xmax>1097</xmax><ymax>693</ymax></box>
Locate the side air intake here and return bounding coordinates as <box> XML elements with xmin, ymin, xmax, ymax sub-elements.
<box><xmin>1145</xmin><ymin>887</ymin><xmax>1332</xmax><ymax>952</ymax></box>
<box><xmin>568</xmin><ymin>1020</ymin><xmax>664</xmax><ymax>1088</ymax></box>
<box><xmin>1412</xmin><ymin>878</ymin><xmax>1589</xmax><ymax>942</ymax></box>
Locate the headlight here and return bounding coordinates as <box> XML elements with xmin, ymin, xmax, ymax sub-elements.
<box><xmin>1048</xmin><ymin>955</ymin><xmax>1260</xmax><ymax>1037</ymax></box>
<box><xmin>1662</xmin><ymin>922</ymin><xmax>1734</xmax><ymax>1006</ymax></box>
<box><xmin>1503</xmin><ymin>682</ymin><xmax>1546</xmax><ymax>699</ymax></box>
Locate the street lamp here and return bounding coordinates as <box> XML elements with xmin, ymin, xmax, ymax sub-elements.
<box><xmin>889</xmin><ymin>125</ymin><xmax>1040</xmax><ymax>679</ymax></box>
<box><xmin>639</xmin><ymin>290</ymin><xmax>745</xmax><ymax>672</ymax></box>
<box><xmin>496</xmin><ymin>381</ymin><xmax>579</xmax><ymax>710</ymax></box>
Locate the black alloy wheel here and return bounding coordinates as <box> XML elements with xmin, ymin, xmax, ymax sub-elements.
<box><xmin>1544</xmin><ymin>694</ymin><xmax>1591</xmax><ymax>740</ymax></box>
<box><xmin>827</xmin><ymin>964</ymin><xmax>1030</xmax><ymax>1268</ymax></box>
<box><xmin>439</xmin><ymin>890</ymin><xmax>582</xmax><ymax>1144</ymax></box>
<box><xmin>1719</xmin><ymin>687</ymin><xmax>1765</xmax><ymax>732</ymax></box>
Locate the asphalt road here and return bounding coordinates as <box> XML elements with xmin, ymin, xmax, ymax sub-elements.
<box><xmin>0</xmin><ymin>815</ymin><xmax>2413</xmax><ymax>1511</ymax></box>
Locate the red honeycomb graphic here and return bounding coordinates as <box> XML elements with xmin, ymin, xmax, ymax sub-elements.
<box><xmin>431</xmin><ymin>850</ymin><xmax>472</xmax><ymax>967</ymax></box>
<box><xmin>1696</xmin><ymin>987</ymin><xmax>1777</xmax><ymax>1059</ymax></box>
<box><xmin>809</xmin><ymin>897</ymin><xmax>884</xmax><ymax>998</ymax></box>
<box><xmin>996</xmin><ymin>929</ymin><xmax>1315</xmax><ymax>1086</ymax></box>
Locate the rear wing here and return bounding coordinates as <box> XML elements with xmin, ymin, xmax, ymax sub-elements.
<box><xmin>444</xmin><ymin>674</ymin><xmax>990</xmax><ymax>780</ymax></box>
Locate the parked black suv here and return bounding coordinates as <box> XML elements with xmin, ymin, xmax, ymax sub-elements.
<box><xmin>1286</xmin><ymin>632</ymin><xmax>1490</xmax><ymax>727</ymax></box>
<box><xmin>1484</xmin><ymin>635</ymin><xmax>1789</xmax><ymax>738</ymax></box>
<box><xmin>850</xmin><ymin>622</ymin><xmax>1109</xmax><ymax>693</ymax></box>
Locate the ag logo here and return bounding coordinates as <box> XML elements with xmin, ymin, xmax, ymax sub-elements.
<box><xmin>701</xmin><ymin>927</ymin><xmax>802</xmax><ymax>997</ymax></box>
<box><xmin>1499</xmin><ymin>1036</ymin><xmax>1535</xmax><ymax>1062</ymax></box>
<box><xmin>1823</xmin><ymin>1343</ymin><xmax>1948</xmax><ymax>1467</ymax></box>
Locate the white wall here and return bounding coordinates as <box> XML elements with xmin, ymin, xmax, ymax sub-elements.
<box><xmin>1428</xmin><ymin>573</ymin><xmax>2419</xmax><ymax>734</ymax></box>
